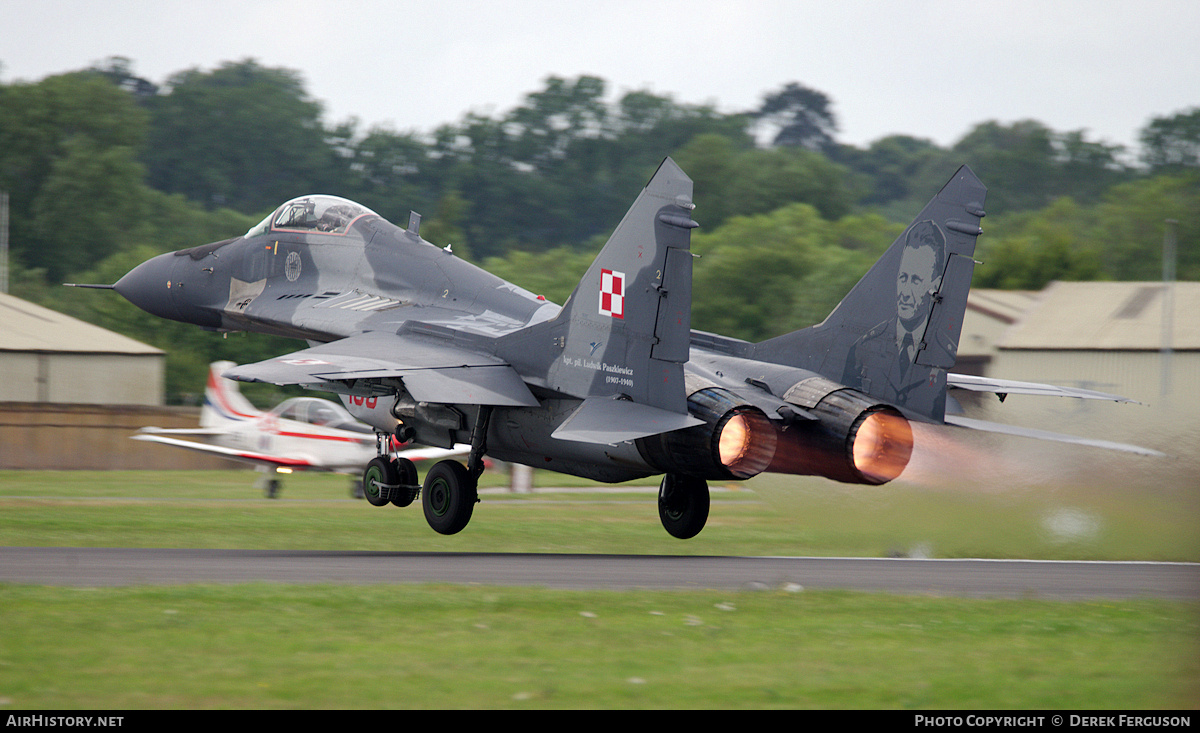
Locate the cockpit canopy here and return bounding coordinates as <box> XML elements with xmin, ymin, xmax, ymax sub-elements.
<box><xmin>269</xmin><ymin>397</ymin><xmax>372</xmax><ymax>433</ymax></box>
<box><xmin>246</xmin><ymin>195</ymin><xmax>378</xmax><ymax>239</ymax></box>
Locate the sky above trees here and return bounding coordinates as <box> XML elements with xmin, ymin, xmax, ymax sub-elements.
<box><xmin>3</xmin><ymin>1</ymin><xmax>1198</xmax><ymax>156</ymax></box>
<box><xmin>3</xmin><ymin>58</ymin><xmax>1195</xmax><ymax>403</ymax></box>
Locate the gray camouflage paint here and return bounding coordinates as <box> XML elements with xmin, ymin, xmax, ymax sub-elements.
<box><xmin>114</xmin><ymin>161</ymin><xmax>991</xmax><ymax>483</ymax></box>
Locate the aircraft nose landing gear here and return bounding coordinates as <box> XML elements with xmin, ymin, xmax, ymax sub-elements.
<box><xmin>362</xmin><ymin>456</ymin><xmax>420</xmax><ymax>507</ymax></box>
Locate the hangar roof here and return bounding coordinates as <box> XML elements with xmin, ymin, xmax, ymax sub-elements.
<box><xmin>0</xmin><ymin>292</ymin><xmax>163</xmax><ymax>355</ymax></box>
<box><xmin>966</xmin><ymin>289</ymin><xmax>1039</xmax><ymax>325</ymax></box>
<box><xmin>956</xmin><ymin>289</ymin><xmax>1039</xmax><ymax>359</ymax></box>
<box><xmin>1000</xmin><ymin>281</ymin><xmax>1200</xmax><ymax>351</ymax></box>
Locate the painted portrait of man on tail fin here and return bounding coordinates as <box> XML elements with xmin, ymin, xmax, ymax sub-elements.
<box><xmin>842</xmin><ymin>220</ymin><xmax>948</xmax><ymax>410</ymax></box>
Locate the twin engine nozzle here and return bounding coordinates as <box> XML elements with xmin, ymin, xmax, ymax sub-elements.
<box><xmin>637</xmin><ymin>386</ymin><xmax>914</xmax><ymax>485</ymax></box>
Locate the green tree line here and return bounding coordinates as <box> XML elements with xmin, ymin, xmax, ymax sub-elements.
<box><xmin>2</xmin><ymin>57</ymin><xmax>1197</xmax><ymax>401</ymax></box>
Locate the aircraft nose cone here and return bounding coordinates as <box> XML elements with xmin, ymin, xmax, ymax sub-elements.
<box><xmin>114</xmin><ymin>252</ymin><xmax>182</xmax><ymax>321</ymax></box>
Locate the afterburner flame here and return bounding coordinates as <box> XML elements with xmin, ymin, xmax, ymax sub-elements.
<box><xmin>851</xmin><ymin>410</ymin><xmax>913</xmax><ymax>483</ymax></box>
<box><xmin>719</xmin><ymin>414</ymin><xmax>750</xmax><ymax>465</ymax></box>
<box><xmin>716</xmin><ymin>410</ymin><xmax>776</xmax><ymax>479</ymax></box>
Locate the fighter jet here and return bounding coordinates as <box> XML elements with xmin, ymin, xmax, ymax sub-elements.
<box><xmin>99</xmin><ymin>159</ymin><xmax>1156</xmax><ymax>538</ymax></box>
<box><xmin>132</xmin><ymin>360</ymin><xmax>468</xmax><ymax>498</ymax></box>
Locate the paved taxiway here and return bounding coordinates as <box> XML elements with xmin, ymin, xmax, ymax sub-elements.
<box><xmin>1</xmin><ymin>547</ymin><xmax>1196</xmax><ymax>600</ymax></box>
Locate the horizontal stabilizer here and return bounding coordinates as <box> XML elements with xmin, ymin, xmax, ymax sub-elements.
<box><xmin>552</xmin><ymin>396</ymin><xmax>702</xmax><ymax>444</ymax></box>
<box><xmin>945</xmin><ymin>415</ymin><xmax>1165</xmax><ymax>457</ymax></box>
<box><xmin>947</xmin><ymin>374</ymin><xmax>1138</xmax><ymax>403</ymax></box>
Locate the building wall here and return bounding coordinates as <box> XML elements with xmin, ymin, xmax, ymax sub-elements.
<box><xmin>981</xmin><ymin>349</ymin><xmax>1200</xmax><ymax>463</ymax></box>
<box><xmin>0</xmin><ymin>353</ymin><xmax>163</xmax><ymax>405</ymax></box>
<box><xmin>0</xmin><ymin>353</ymin><xmax>42</xmax><ymax>401</ymax></box>
<box><xmin>0</xmin><ymin>403</ymin><xmax>234</xmax><ymax>470</ymax></box>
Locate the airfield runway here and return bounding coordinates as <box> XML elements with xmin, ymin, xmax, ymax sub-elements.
<box><xmin>1</xmin><ymin>547</ymin><xmax>1196</xmax><ymax>600</ymax></box>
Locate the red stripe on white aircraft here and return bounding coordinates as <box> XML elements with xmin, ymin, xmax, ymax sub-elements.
<box><xmin>208</xmin><ymin>369</ymin><xmax>259</xmax><ymax>420</ymax></box>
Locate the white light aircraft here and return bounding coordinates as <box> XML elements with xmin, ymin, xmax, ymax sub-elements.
<box><xmin>133</xmin><ymin>361</ymin><xmax>466</xmax><ymax>498</ymax></box>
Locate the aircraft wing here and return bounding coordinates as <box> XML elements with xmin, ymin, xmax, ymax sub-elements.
<box><xmin>133</xmin><ymin>431</ymin><xmax>469</xmax><ymax>469</ymax></box>
<box><xmin>135</xmin><ymin>426</ymin><xmax>227</xmax><ymax>437</ymax></box>
<box><xmin>223</xmin><ymin>331</ymin><xmax>539</xmax><ymax>407</ymax></box>
<box><xmin>944</xmin><ymin>415</ymin><xmax>1165</xmax><ymax>457</ymax></box>
<box><xmin>130</xmin><ymin>433</ymin><xmax>319</xmax><ymax>469</ymax></box>
<box><xmin>947</xmin><ymin>373</ymin><xmax>1137</xmax><ymax>403</ymax></box>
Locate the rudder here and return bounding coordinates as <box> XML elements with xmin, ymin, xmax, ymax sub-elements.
<box><xmin>201</xmin><ymin>361</ymin><xmax>262</xmax><ymax>427</ymax></box>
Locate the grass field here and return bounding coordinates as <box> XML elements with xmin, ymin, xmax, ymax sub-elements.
<box><xmin>1</xmin><ymin>467</ymin><xmax>1197</xmax><ymax>709</ymax></box>
<box><xmin>1</xmin><ymin>468</ymin><xmax>1196</xmax><ymax>560</ymax></box>
<box><xmin>2</xmin><ymin>583</ymin><xmax>1196</xmax><ymax>709</ymax></box>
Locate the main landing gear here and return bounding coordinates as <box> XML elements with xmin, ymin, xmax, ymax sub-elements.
<box><xmin>421</xmin><ymin>459</ymin><xmax>476</xmax><ymax>535</ymax></box>
<box><xmin>362</xmin><ymin>453</ymin><xmax>478</xmax><ymax>535</ymax></box>
<box><xmin>363</xmin><ymin>408</ymin><xmax>491</xmax><ymax>536</ymax></box>
<box><xmin>254</xmin><ymin>468</ymin><xmax>283</xmax><ymax>499</ymax></box>
<box><xmin>658</xmin><ymin>473</ymin><xmax>710</xmax><ymax>539</ymax></box>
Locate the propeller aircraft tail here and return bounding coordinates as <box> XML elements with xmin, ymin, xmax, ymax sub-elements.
<box><xmin>200</xmin><ymin>360</ymin><xmax>263</xmax><ymax>427</ymax></box>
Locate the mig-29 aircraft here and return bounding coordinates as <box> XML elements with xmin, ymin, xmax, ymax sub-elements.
<box><xmin>91</xmin><ymin>159</ymin><xmax>1156</xmax><ymax>538</ymax></box>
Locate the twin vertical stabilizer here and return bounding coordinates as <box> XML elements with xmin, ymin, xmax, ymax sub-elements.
<box><xmin>753</xmin><ymin>166</ymin><xmax>987</xmax><ymax>422</ymax></box>
<box><xmin>498</xmin><ymin>158</ymin><xmax>702</xmax><ymax>441</ymax></box>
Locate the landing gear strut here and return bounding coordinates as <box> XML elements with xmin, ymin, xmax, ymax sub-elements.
<box><xmin>421</xmin><ymin>406</ymin><xmax>492</xmax><ymax>536</ymax></box>
<box><xmin>363</xmin><ymin>429</ymin><xmax>421</xmax><ymax>508</ymax></box>
<box><xmin>255</xmin><ymin>469</ymin><xmax>282</xmax><ymax>499</ymax></box>
<box><xmin>658</xmin><ymin>473</ymin><xmax>710</xmax><ymax>539</ymax></box>
<box><xmin>363</xmin><ymin>409</ymin><xmax>492</xmax><ymax>536</ymax></box>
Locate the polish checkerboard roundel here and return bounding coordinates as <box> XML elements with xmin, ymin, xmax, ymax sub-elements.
<box><xmin>598</xmin><ymin>269</ymin><xmax>625</xmax><ymax>319</ymax></box>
